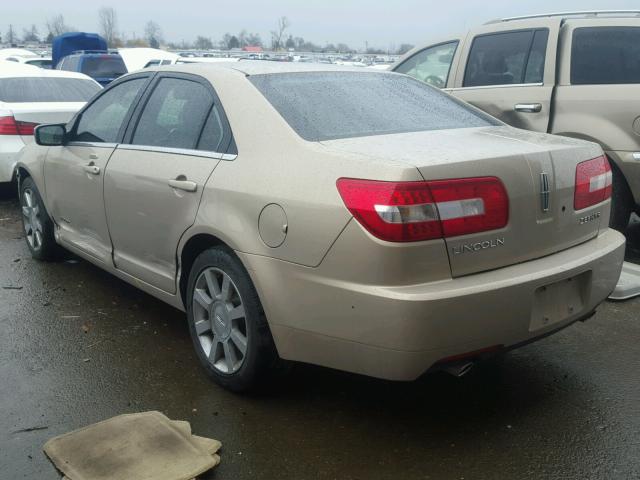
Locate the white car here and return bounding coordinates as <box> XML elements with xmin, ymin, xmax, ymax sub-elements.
<box><xmin>3</xmin><ymin>55</ymin><xmax>53</xmax><ymax>69</ymax></box>
<box><xmin>117</xmin><ymin>48</ymin><xmax>180</xmax><ymax>71</ymax></box>
<box><xmin>0</xmin><ymin>62</ymin><xmax>101</xmax><ymax>186</ymax></box>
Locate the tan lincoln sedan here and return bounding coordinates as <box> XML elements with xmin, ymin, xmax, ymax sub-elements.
<box><xmin>14</xmin><ymin>62</ymin><xmax>625</xmax><ymax>392</ymax></box>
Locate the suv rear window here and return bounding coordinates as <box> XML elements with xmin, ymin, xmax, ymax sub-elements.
<box><xmin>0</xmin><ymin>77</ymin><xmax>101</xmax><ymax>103</ymax></box>
<box><xmin>571</xmin><ymin>27</ymin><xmax>640</xmax><ymax>85</ymax></box>
<box><xmin>81</xmin><ymin>56</ymin><xmax>127</xmax><ymax>78</ymax></box>
<box><xmin>249</xmin><ymin>72</ymin><xmax>498</xmax><ymax>141</ymax></box>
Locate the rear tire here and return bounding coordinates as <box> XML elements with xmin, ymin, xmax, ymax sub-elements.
<box><xmin>19</xmin><ymin>177</ymin><xmax>59</xmax><ymax>261</ymax></box>
<box><xmin>186</xmin><ymin>246</ymin><xmax>283</xmax><ymax>392</ymax></box>
<box><xmin>609</xmin><ymin>162</ymin><xmax>633</xmax><ymax>233</ymax></box>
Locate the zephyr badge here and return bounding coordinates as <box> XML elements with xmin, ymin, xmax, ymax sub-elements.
<box><xmin>540</xmin><ymin>172</ymin><xmax>550</xmax><ymax>212</ymax></box>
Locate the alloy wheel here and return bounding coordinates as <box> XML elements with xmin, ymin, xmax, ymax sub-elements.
<box><xmin>192</xmin><ymin>267</ymin><xmax>248</xmax><ymax>374</ymax></box>
<box><xmin>22</xmin><ymin>188</ymin><xmax>43</xmax><ymax>251</ymax></box>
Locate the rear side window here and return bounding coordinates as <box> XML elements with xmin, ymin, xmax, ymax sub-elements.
<box><xmin>74</xmin><ymin>78</ymin><xmax>146</xmax><ymax>143</ymax></box>
<box><xmin>81</xmin><ymin>56</ymin><xmax>127</xmax><ymax>78</ymax></box>
<box><xmin>464</xmin><ymin>29</ymin><xmax>548</xmax><ymax>87</ymax></box>
<box><xmin>250</xmin><ymin>72</ymin><xmax>498</xmax><ymax>142</ymax></box>
<box><xmin>197</xmin><ymin>106</ymin><xmax>225</xmax><ymax>152</ymax></box>
<box><xmin>0</xmin><ymin>77</ymin><xmax>100</xmax><ymax>103</ymax></box>
<box><xmin>394</xmin><ymin>41</ymin><xmax>458</xmax><ymax>88</ymax></box>
<box><xmin>132</xmin><ymin>77</ymin><xmax>213</xmax><ymax>149</ymax></box>
<box><xmin>571</xmin><ymin>27</ymin><xmax>640</xmax><ymax>85</ymax></box>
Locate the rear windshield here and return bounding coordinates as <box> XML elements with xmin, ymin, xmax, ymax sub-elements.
<box><xmin>81</xmin><ymin>56</ymin><xmax>127</xmax><ymax>78</ymax></box>
<box><xmin>572</xmin><ymin>27</ymin><xmax>640</xmax><ymax>85</ymax></box>
<box><xmin>249</xmin><ymin>72</ymin><xmax>498</xmax><ymax>141</ymax></box>
<box><xmin>0</xmin><ymin>77</ymin><xmax>101</xmax><ymax>103</ymax></box>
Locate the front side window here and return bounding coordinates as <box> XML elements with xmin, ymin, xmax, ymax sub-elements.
<box><xmin>132</xmin><ymin>77</ymin><xmax>213</xmax><ymax>149</ymax></box>
<box><xmin>571</xmin><ymin>27</ymin><xmax>640</xmax><ymax>85</ymax></box>
<box><xmin>74</xmin><ymin>77</ymin><xmax>146</xmax><ymax>143</ymax></box>
<box><xmin>464</xmin><ymin>29</ymin><xmax>548</xmax><ymax>87</ymax></box>
<box><xmin>394</xmin><ymin>41</ymin><xmax>458</xmax><ymax>88</ymax></box>
<box><xmin>250</xmin><ymin>72</ymin><xmax>498</xmax><ymax>142</ymax></box>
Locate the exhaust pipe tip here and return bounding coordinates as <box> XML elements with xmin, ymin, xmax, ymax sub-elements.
<box><xmin>442</xmin><ymin>361</ymin><xmax>474</xmax><ymax>378</ymax></box>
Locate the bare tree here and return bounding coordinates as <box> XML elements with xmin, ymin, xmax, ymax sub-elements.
<box><xmin>144</xmin><ymin>21</ymin><xmax>163</xmax><ymax>48</ymax></box>
<box><xmin>194</xmin><ymin>36</ymin><xmax>213</xmax><ymax>50</ymax></box>
<box><xmin>270</xmin><ymin>16</ymin><xmax>290</xmax><ymax>51</ymax></box>
<box><xmin>6</xmin><ymin>25</ymin><xmax>18</xmax><ymax>45</ymax></box>
<box><xmin>99</xmin><ymin>7</ymin><xmax>118</xmax><ymax>47</ymax></box>
<box><xmin>22</xmin><ymin>25</ymin><xmax>40</xmax><ymax>43</ymax></box>
<box><xmin>46</xmin><ymin>15</ymin><xmax>72</xmax><ymax>37</ymax></box>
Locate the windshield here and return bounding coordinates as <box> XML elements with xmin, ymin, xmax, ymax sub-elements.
<box><xmin>0</xmin><ymin>77</ymin><xmax>101</xmax><ymax>103</ymax></box>
<box><xmin>81</xmin><ymin>56</ymin><xmax>127</xmax><ymax>78</ymax></box>
<box><xmin>249</xmin><ymin>71</ymin><xmax>498</xmax><ymax>141</ymax></box>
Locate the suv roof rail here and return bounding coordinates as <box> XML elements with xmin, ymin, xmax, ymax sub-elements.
<box><xmin>70</xmin><ymin>49</ymin><xmax>119</xmax><ymax>55</ymax></box>
<box><xmin>485</xmin><ymin>10</ymin><xmax>640</xmax><ymax>24</ymax></box>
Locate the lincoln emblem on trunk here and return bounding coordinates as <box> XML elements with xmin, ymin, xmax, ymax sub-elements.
<box><xmin>540</xmin><ymin>172</ymin><xmax>550</xmax><ymax>212</ymax></box>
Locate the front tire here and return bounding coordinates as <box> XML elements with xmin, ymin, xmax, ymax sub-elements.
<box><xmin>19</xmin><ymin>177</ymin><xmax>58</xmax><ymax>260</ymax></box>
<box><xmin>186</xmin><ymin>246</ymin><xmax>282</xmax><ymax>392</ymax></box>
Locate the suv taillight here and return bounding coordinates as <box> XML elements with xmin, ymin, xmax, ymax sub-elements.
<box><xmin>336</xmin><ymin>177</ymin><xmax>509</xmax><ymax>242</ymax></box>
<box><xmin>0</xmin><ymin>116</ymin><xmax>39</xmax><ymax>135</ymax></box>
<box><xmin>574</xmin><ymin>156</ymin><xmax>612</xmax><ymax>211</ymax></box>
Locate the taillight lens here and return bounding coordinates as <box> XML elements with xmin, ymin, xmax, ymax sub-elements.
<box><xmin>0</xmin><ymin>116</ymin><xmax>39</xmax><ymax>135</ymax></box>
<box><xmin>574</xmin><ymin>155</ymin><xmax>612</xmax><ymax>210</ymax></box>
<box><xmin>336</xmin><ymin>177</ymin><xmax>509</xmax><ymax>242</ymax></box>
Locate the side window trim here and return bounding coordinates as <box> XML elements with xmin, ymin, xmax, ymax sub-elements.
<box><xmin>67</xmin><ymin>73</ymin><xmax>155</xmax><ymax>145</ymax></box>
<box><xmin>122</xmin><ymin>72</ymin><xmax>235</xmax><ymax>157</ymax></box>
<box><xmin>461</xmin><ymin>28</ymin><xmax>549</xmax><ymax>89</ymax></box>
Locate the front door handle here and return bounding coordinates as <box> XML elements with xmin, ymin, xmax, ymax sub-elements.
<box><xmin>83</xmin><ymin>163</ymin><xmax>100</xmax><ymax>175</ymax></box>
<box><xmin>514</xmin><ymin>103</ymin><xmax>542</xmax><ymax>113</ymax></box>
<box><xmin>169</xmin><ymin>178</ymin><xmax>198</xmax><ymax>192</ymax></box>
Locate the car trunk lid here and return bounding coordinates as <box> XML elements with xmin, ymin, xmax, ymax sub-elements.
<box><xmin>323</xmin><ymin>126</ymin><xmax>607</xmax><ymax>277</ymax></box>
<box><xmin>6</xmin><ymin>102</ymin><xmax>84</xmax><ymax>144</ymax></box>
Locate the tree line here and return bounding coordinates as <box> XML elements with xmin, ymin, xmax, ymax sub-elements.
<box><xmin>1</xmin><ymin>10</ymin><xmax>414</xmax><ymax>55</ymax></box>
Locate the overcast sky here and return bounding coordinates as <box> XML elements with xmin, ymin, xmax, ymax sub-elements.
<box><xmin>4</xmin><ymin>1</ymin><xmax>640</xmax><ymax>48</ymax></box>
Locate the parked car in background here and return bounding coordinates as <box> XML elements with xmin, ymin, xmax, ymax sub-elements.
<box><xmin>118</xmin><ymin>48</ymin><xmax>180</xmax><ymax>71</ymax></box>
<box><xmin>4</xmin><ymin>55</ymin><xmax>53</xmax><ymax>69</ymax></box>
<box><xmin>392</xmin><ymin>10</ymin><xmax>640</xmax><ymax>232</ymax></box>
<box><xmin>0</xmin><ymin>61</ymin><xmax>101</xmax><ymax>187</ymax></box>
<box><xmin>15</xmin><ymin>63</ymin><xmax>624</xmax><ymax>392</ymax></box>
<box><xmin>57</xmin><ymin>51</ymin><xmax>128</xmax><ymax>86</ymax></box>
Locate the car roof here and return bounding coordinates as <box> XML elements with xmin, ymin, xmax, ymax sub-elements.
<box><xmin>148</xmin><ymin>60</ymin><xmax>390</xmax><ymax>77</ymax></box>
<box><xmin>0</xmin><ymin>61</ymin><xmax>97</xmax><ymax>81</ymax></box>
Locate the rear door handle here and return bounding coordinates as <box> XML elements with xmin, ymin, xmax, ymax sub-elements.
<box><xmin>83</xmin><ymin>163</ymin><xmax>100</xmax><ymax>175</ymax></box>
<box><xmin>169</xmin><ymin>178</ymin><xmax>198</xmax><ymax>192</ymax></box>
<box><xmin>514</xmin><ymin>103</ymin><xmax>542</xmax><ymax>113</ymax></box>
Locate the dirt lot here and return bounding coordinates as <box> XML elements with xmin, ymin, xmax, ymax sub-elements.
<box><xmin>1</xmin><ymin>194</ymin><xmax>639</xmax><ymax>479</ymax></box>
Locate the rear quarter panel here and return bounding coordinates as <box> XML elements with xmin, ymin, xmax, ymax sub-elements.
<box><xmin>184</xmin><ymin>69</ymin><xmax>424</xmax><ymax>268</ymax></box>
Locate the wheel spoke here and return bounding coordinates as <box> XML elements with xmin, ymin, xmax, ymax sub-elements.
<box><xmin>220</xmin><ymin>275</ymin><xmax>231</xmax><ymax>301</ymax></box>
<box><xmin>209</xmin><ymin>339</ymin><xmax>223</xmax><ymax>362</ymax></box>
<box><xmin>22</xmin><ymin>206</ymin><xmax>30</xmax><ymax>218</ymax></box>
<box><xmin>194</xmin><ymin>319</ymin><xmax>211</xmax><ymax>335</ymax></box>
<box><xmin>24</xmin><ymin>191</ymin><xmax>33</xmax><ymax>207</ymax></box>
<box><xmin>230</xmin><ymin>329</ymin><xmax>247</xmax><ymax>355</ymax></box>
<box><xmin>228</xmin><ymin>304</ymin><xmax>245</xmax><ymax>321</ymax></box>
<box><xmin>204</xmin><ymin>269</ymin><xmax>221</xmax><ymax>299</ymax></box>
<box><xmin>34</xmin><ymin>230</ymin><xmax>42</xmax><ymax>248</ymax></box>
<box><xmin>223</xmin><ymin>341</ymin><xmax>238</xmax><ymax>371</ymax></box>
<box><xmin>193</xmin><ymin>289</ymin><xmax>213</xmax><ymax>309</ymax></box>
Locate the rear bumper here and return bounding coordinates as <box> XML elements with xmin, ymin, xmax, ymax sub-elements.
<box><xmin>0</xmin><ymin>136</ymin><xmax>25</xmax><ymax>183</ymax></box>
<box><xmin>240</xmin><ymin>228</ymin><xmax>625</xmax><ymax>381</ymax></box>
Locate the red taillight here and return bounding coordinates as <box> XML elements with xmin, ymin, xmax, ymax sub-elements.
<box><xmin>336</xmin><ymin>177</ymin><xmax>509</xmax><ymax>243</ymax></box>
<box><xmin>574</xmin><ymin>155</ymin><xmax>612</xmax><ymax>211</ymax></box>
<box><xmin>0</xmin><ymin>116</ymin><xmax>39</xmax><ymax>135</ymax></box>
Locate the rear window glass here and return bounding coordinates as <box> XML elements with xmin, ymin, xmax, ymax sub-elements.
<box><xmin>0</xmin><ymin>77</ymin><xmax>101</xmax><ymax>103</ymax></box>
<box><xmin>81</xmin><ymin>56</ymin><xmax>127</xmax><ymax>78</ymax></box>
<box><xmin>249</xmin><ymin>72</ymin><xmax>498</xmax><ymax>141</ymax></box>
<box><xmin>571</xmin><ymin>27</ymin><xmax>640</xmax><ymax>85</ymax></box>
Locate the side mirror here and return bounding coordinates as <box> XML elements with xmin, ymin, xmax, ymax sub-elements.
<box><xmin>35</xmin><ymin>124</ymin><xmax>66</xmax><ymax>146</ymax></box>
